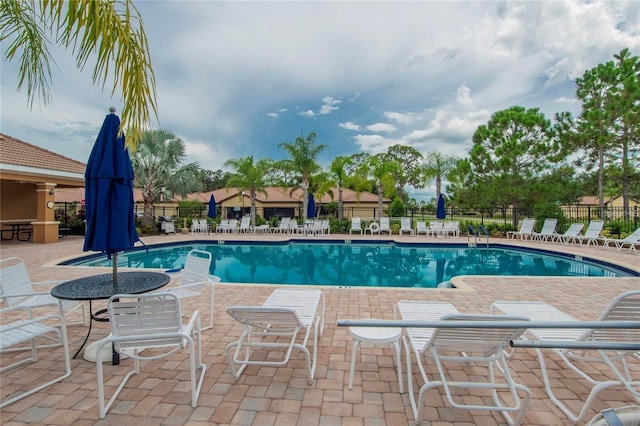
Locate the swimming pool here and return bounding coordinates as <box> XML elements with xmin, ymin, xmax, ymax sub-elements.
<box><xmin>61</xmin><ymin>240</ymin><xmax>636</xmax><ymax>288</ymax></box>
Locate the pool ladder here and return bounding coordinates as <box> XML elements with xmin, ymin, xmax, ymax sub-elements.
<box><xmin>467</xmin><ymin>225</ymin><xmax>490</xmax><ymax>248</ymax></box>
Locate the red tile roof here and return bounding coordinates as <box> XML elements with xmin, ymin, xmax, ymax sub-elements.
<box><xmin>0</xmin><ymin>133</ymin><xmax>86</xmax><ymax>174</ymax></box>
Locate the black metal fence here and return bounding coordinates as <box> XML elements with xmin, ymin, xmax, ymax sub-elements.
<box><xmin>55</xmin><ymin>202</ymin><xmax>639</xmax><ymax>235</ymax></box>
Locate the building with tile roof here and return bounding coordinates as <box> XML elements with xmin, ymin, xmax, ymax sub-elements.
<box><xmin>0</xmin><ymin>133</ymin><xmax>85</xmax><ymax>243</ymax></box>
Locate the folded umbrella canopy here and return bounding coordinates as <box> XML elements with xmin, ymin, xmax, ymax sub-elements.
<box><xmin>83</xmin><ymin>108</ymin><xmax>140</xmax><ymax>284</ymax></box>
<box><xmin>207</xmin><ymin>194</ymin><xmax>217</xmax><ymax>219</ymax></box>
<box><xmin>436</xmin><ymin>193</ymin><xmax>446</xmax><ymax>220</ymax></box>
<box><xmin>307</xmin><ymin>192</ymin><xmax>316</xmax><ymax>219</ymax></box>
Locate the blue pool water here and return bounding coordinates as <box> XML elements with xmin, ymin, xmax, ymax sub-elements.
<box><xmin>61</xmin><ymin>241</ymin><xmax>636</xmax><ymax>288</ymax></box>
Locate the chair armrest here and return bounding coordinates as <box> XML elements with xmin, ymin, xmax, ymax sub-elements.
<box><xmin>185</xmin><ymin>309</ymin><xmax>201</xmax><ymax>335</ymax></box>
<box><xmin>31</xmin><ymin>280</ymin><xmax>64</xmax><ymax>288</ymax></box>
<box><xmin>3</xmin><ymin>290</ymin><xmax>53</xmax><ymax>299</ymax></box>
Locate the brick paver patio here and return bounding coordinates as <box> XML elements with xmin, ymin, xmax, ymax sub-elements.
<box><xmin>1</xmin><ymin>232</ymin><xmax>638</xmax><ymax>425</ymax></box>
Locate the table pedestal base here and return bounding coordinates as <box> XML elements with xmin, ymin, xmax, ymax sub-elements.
<box><xmin>83</xmin><ymin>337</ymin><xmax>129</xmax><ymax>363</ymax></box>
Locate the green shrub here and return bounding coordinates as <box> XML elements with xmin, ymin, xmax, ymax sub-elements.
<box><xmin>389</xmin><ymin>198</ymin><xmax>405</xmax><ymax>218</ymax></box>
<box><xmin>533</xmin><ymin>203</ymin><xmax>567</xmax><ymax>233</ymax></box>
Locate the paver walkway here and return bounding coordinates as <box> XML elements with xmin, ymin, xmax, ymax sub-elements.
<box><xmin>1</xmin><ymin>233</ymin><xmax>638</xmax><ymax>425</ymax></box>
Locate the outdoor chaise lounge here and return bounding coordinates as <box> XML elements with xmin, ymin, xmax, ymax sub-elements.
<box><xmin>573</xmin><ymin>220</ymin><xmax>605</xmax><ymax>247</ymax></box>
<box><xmin>530</xmin><ymin>218</ymin><xmax>557</xmax><ymax>241</ymax></box>
<box><xmin>0</xmin><ymin>305</ymin><xmax>71</xmax><ymax>408</ymax></box>
<box><xmin>399</xmin><ymin>217</ymin><xmax>414</xmax><ymax>236</ymax></box>
<box><xmin>507</xmin><ymin>218</ymin><xmax>535</xmax><ymax>240</ymax></box>
<box><xmin>350</xmin><ymin>217</ymin><xmax>363</xmax><ymax>234</ymax></box>
<box><xmin>555</xmin><ymin>223</ymin><xmax>584</xmax><ymax>245</ymax></box>
<box><xmin>602</xmin><ymin>227</ymin><xmax>640</xmax><ymax>255</ymax></box>
<box><xmin>226</xmin><ymin>288</ymin><xmax>325</xmax><ymax>384</ymax></box>
<box><xmin>394</xmin><ymin>301</ymin><xmax>532</xmax><ymax>425</ymax></box>
<box><xmin>490</xmin><ymin>290</ymin><xmax>640</xmax><ymax>423</ymax></box>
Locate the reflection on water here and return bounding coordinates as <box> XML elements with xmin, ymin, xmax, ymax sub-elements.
<box><xmin>68</xmin><ymin>242</ymin><xmax>623</xmax><ymax>289</ymax></box>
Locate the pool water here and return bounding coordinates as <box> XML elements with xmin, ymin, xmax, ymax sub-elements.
<box><xmin>62</xmin><ymin>241</ymin><xmax>633</xmax><ymax>288</ymax></box>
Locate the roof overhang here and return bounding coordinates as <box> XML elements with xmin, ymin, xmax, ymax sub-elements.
<box><xmin>0</xmin><ymin>163</ymin><xmax>85</xmax><ymax>187</ymax></box>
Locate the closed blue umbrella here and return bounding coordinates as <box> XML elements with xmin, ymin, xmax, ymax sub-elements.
<box><xmin>307</xmin><ymin>192</ymin><xmax>316</xmax><ymax>219</ymax></box>
<box><xmin>436</xmin><ymin>194</ymin><xmax>446</xmax><ymax>220</ymax></box>
<box><xmin>83</xmin><ymin>108</ymin><xmax>140</xmax><ymax>284</ymax></box>
<box><xmin>207</xmin><ymin>194</ymin><xmax>217</xmax><ymax>219</ymax></box>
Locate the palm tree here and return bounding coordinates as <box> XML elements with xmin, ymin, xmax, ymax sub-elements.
<box><xmin>131</xmin><ymin>130</ymin><xmax>201</xmax><ymax>227</ymax></box>
<box><xmin>329</xmin><ymin>156</ymin><xmax>351</xmax><ymax>221</ymax></box>
<box><xmin>367</xmin><ymin>154</ymin><xmax>399</xmax><ymax>219</ymax></box>
<box><xmin>224</xmin><ymin>156</ymin><xmax>273</xmax><ymax>226</ymax></box>
<box><xmin>1</xmin><ymin>0</ymin><xmax>157</xmax><ymax>145</ymax></box>
<box><xmin>278</xmin><ymin>132</ymin><xmax>328</xmax><ymax>221</ymax></box>
<box><xmin>422</xmin><ymin>151</ymin><xmax>458</xmax><ymax>199</ymax></box>
<box><xmin>309</xmin><ymin>172</ymin><xmax>334</xmax><ymax>218</ymax></box>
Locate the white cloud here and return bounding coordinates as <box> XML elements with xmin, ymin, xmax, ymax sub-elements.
<box><xmin>266</xmin><ymin>112</ymin><xmax>279</xmax><ymax>119</ymax></box>
<box><xmin>319</xmin><ymin>96</ymin><xmax>342</xmax><ymax>115</ymax></box>
<box><xmin>366</xmin><ymin>123</ymin><xmax>398</xmax><ymax>133</ymax></box>
<box><xmin>455</xmin><ymin>84</ymin><xmax>474</xmax><ymax>108</ymax></box>
<box><xmin>298</xmin><ymin>110</ymin><xmax>315</xmax><ymax>118</ymax></box>
<box><xmin>353</xmin><ymin>134</ymin><xmax>402</xmax><ymax>154</ymax></box>
<box><xmin>555</xmin><ymin>96</ymin><xmax>577</xmax><ymax>104</ymax></box>
<box><xmin>383</xmin><ymin>110</ymin><xmax>427</xmax><ymax>125</ymax></box>
<box><xmin>339</xmin><ymin>122</ymin><xmax>361</xmax><ymax>131</ymax></box>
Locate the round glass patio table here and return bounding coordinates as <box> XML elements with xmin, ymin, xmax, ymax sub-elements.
<box><xmin>51</xmin><ymin>271</ymin><xmax>170</xmax><ymax>362</ymax></box>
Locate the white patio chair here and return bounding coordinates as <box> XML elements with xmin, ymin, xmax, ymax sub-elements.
<box><xmin>225</xmin><ymin>288</ymin><xmax>325</xmax><ymax>384</ymax></box>
<box><xmin>556</xmin><ymin>223</ymin><xmax>584</xmax><ymax>245</ymax></box>
<box><xmin>399</xmin><ymin>217</ymin><xmax>414</xmax><ymax>236</ymax></box>
<box><xmin>190</xmin><ymin>218</ymin><xmax>207</xmax><ymax>234</ymax></box>
<box><xmin>237</xmin><ymin>216</ymin><xmax>251</xmax><ymax>233</ymax></box>
<box><xmin>602</xmin><ymin>227</ymin><xmax>640</xmax><ymax>254</ymax></box>
<box><xmin>427</xmin><ymin>221</ymin><xmax>443</xmax><ymax>237</ymax></box>
<box><xmin>507</xmin><ymin>218</ymin><xmax>535</xmax><ymax>240</ymax></box>
<box><xmin>394</xmin><ymin>300</ymin><xmax>531</xmax><ymax>425</ymax></box>
<box><xmin>415</xmin><ymin>221</ymin><xmax>428</xmax><ymax>236</ymax></box>
<box><xmin>574</xmin><ymin>220</ymin><xmax>605</xmax><ymax>247</ymax></box>
<box><xmin>379</xmin><ymin>217</ymin><xmax>391</xmax><ymax>235</ymax></box>
<box><xmin>322</xmin><ymin>219</ymin><xmax>331</xmax><ymax>234</ymax></box>
<box><xmin>157</xmin><ymin>249</ymin><xmax>218</xmax><ymax>330</ymax></box>
<box><xmin>271</xmin><ymin>217</ymin><xmax>291</xmax><ymax>234</ymax></box>
<box><xmin>350</xmin><ymin>217</ymin><xmax>362</xmax><ymax>234</ymax></box>
<box><xmin>215</xmin><ymin>219</ymin><xmax>229</xmax><ymax>233</ymax></box>
<box><xmin>490</xmin><ymin>290</ymin><xmax>640</xmax><ymax>423</ymax></box>
<box><xmin>530</xmin><ymin>218</ymin><xmax>558</xmax><ymax>241</ymax></box>
<box><xmin>442</xmin><ymin>221</ymin><xmax>459</xmax><ymax>237</ymax></box>
<box><xmin>96</xmin><ymin>293</ymin><xmax>206</xmax><ymax>419</ymax></box>
<box><xmin>0</xmin><ymin>257</ymin><xmax>86</xmax><ymax>329</ymax></box>
<box><xmin>0</xmin><ymin>305</ymin><xmax>71</xmax><ymax>408</ymax></box>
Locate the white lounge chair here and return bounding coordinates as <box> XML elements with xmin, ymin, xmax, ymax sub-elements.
<box><xmin>427</xmin><ymin>221</ymin><xmax>443</xmax><ymax>238</ymax></box>
<box><xmin>399</xmin><ymin>217</ymin><xmax>414</xmax><ymax>236</ymax></box>
<box><xmin>96</xmin><ymin>293</ymin><xmax>206</xmax><ymax>418</ymax></box>
<box><xmin>507</xmin><ymin>218</ymin><xmax>535</xmax><ymax>240</ymax></box>
<box><xmin>441</xmin><ymin>221</ymin><xmax>459</xmax><ymax>237</ymax></box>
<box><xmin>158</xmin><ymin>249</ymin><xmax>219</xmax><ymax>330</ymax></box>
<box><xmin>394</xmin><ymin>301</ymin><xmax>531</xmax><ymax>425</ymax></box>
<box><xmin>602</xmin><ymin>227</ymin><xmax>640</xmax><ymax>254</ymax></box>
<box><xmin>573</xmin><ymin>220</ymin><xmax>605</xmax><ymax>247</ymax></box>
<box><xmin>0</xmin><ymin>257</ymin><xmax>86</xmax><ymax>327</ymax></box>
<box><xmin>226</xmin><ymin>288</ymin><xmax>325</xmax><ymax>384</ymax></box>
<box><xmin>271</xmin><ymin>217</ymin><xmax>291</xmax><ymax>234</ymax></box>
<box><xmin>190</xmin><ymin>218</ymin><xmax>208</xmax><ymax>234</ymax></box>
<box><xmin>350</xmin><ymin>217</ymin><xmax>362</xmax><ymax>234</ymax></box>
<box><xmin>490</xmin><ymin>290</ymin><xmax>640</xmax><ymax>423</ymax></box>
<box><xmin>556</xmin><ymin>223</ymin><xmax>584</xmax><ymax>245</ymax></box>
<box><xmin>237</xmin><ymin>216</ymin><xmax>251</xmax><ymax>233</ymax></box>
<box><xmin>379</xmin><ymin>217</ymin><xmax>391</xmax><ymax>235</ymax></box>
<box><xmin>215</xmin><ymin>219</ymin><xmax>229</xmax><ymax>233</ymax></box>
<box><xmin>530</xmin><ymin>218</ymin><xmax>558</xmax><ymax>241</ymax></box>
<box><xmin>0</xmin><ymin>306</ymin><xmax>71</xmax><ymax>408</ymax></box>
<box><xmin>415</xmin><ymin>221</ymin><xmax>428</xmax><ymax>236</ymax></box>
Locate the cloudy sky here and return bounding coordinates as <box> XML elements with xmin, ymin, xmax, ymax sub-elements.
<box><xmin>2</xmin><ymin>1</ymin><xmax>639</xmax><ymax>201</ymax></box>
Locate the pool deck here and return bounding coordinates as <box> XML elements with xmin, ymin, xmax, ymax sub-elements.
<box><xmin>1</xmin><ymin>232</ymin><xmax>639</xmax><ymax>425</ymax></box>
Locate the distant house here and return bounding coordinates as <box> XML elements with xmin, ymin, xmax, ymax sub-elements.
<box><xmin>562</xmin><ymin>195</ymin><xmax>639</xmax><ymax>221</ymax></box>
<box><xmin>0</xmin><ymin>133</ymin><xmax>85</xmax><ymax>243</ymax></box>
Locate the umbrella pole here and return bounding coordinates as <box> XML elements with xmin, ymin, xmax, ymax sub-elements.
<box><xmin>112</xmin><ymin>252</ymin><xmax>118</xmax><ymax>284</ymax></box>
